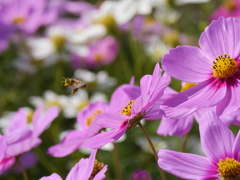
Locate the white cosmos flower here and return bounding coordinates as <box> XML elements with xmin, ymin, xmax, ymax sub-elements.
<box><xmin>74</xmin><ymin>69</ymin><xmax>116</xmax><ymax>91</ymax></box>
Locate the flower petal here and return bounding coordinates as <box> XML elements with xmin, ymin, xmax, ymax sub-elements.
<box><xmin>82</xmin><ymin>125</ymin><xmax>128</xmax><ymax>149</ymax></box>
<box><xmin>97</xmin><ymin>113</ymin><xmax>128</xmax><ymax>129</ymax></box>
<box><xmin>232</xmin><ymin>131</ymin><xmax>240</xmax><ymax>161</ymax></box>
<box><xmin>162</xmin><ymin>45</ymin><xmax>212</xmax><ymax>83</ymax></box>
<box><xmin>93</xmin><ymin>165</ymin><xmax>108</xmax><ymax>180</ymax></box>
<box><xmin>161</xmin><ymin>78</ymin><xmax>226</xmax><ymax>119</ymax></box>
<box><xmin>157</xmin><ymin>115</ymin><xmax>194</xmax><ymax>137</ymax></box>
<box><xmin>199</xmin><ymin>111</ymin><xmax>235</xmax><ymax>163</ymax></box>
<box><xmin>216</xmin><ymin>86</ymin><xmax>240</xmax><ymax>116</ymax></box>
<box><xmin>39</xmin><ymin>173</ymin><xmax>62</xmax><ymax>180</ymax></box>
<box><xmin>109</xmin><ymin>84</ymin><xmax>140</xmax><ymax>113</ymax></box>
<box><xmin>33</xmin><ymin>106</ymin><xmax>59</xmax><ymax>137</ymax></box>
<box><xmin>200</xmin><ymin>17</ymin><xmax>240</xmax><ymax>60</ymax></box>
<box><xmin>48</xmin><ymin>130</ymin><xmax>87</xmax><ymax>157</ymax></box>
<box><xmin>66</xmin><ymin>149</ymin><xmax>97</xmax><ymax>180</ymax></box>
<box><xmin>158</xmin><ymin>149</ymin><xmax>218</xmax><ymax>179</ymax></box>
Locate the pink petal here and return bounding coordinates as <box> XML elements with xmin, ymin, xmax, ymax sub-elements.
<box><xmin>6</xmin><ymin>126</ymin><xmax>32</xmax><ymax>145</ymax></box>
<box><xmin>0</xmin><ymin>135</ymin><xmax>6</xmax><ymax>161</ymax></box>
<box><xmin>158</xmin><ymin>149</ymin><xmax>218</xmax><ymax>179</ymax></box>
<box><xmin>33</xmin><ymin>106</ymin><xmax>59</xmax><ymax>137</ymax></box>
<box><xmin>200</xmin><ymin>17</ymin><xmax>240</xmax><ymax>60</ymax></box>
<box><xmin>0</xmin><ymin>157</ymin><xmax>15</xmax><ymax>175</ymax></box>
<box><xmin>93</xmin><ymin>165</ymin><xmax>108</xmax><ymax>180</ymax></box>
<box><xmin>132</xmin><ymin>95</ymin><xmax>151</xmax><ymax>115</ymax></box>
<box><xmin>66</xmin><ymin>149</ymin><xmax>97</xmax><ymax>180</ymax></box>
<box><xmin>162</xmin><ymin>45</ymin><xmax>212</xmax><ymax>83</ymax></box>
<box><xmin>216</xmin><ymin>86</ymin><xmax>240</xmax><ymax>116</ymax></box>
<box><xmin>97</xmin><ymin>113</ymin><xmax>128</xmax><ymax>129</ymax></box>
<box><xmin>161</xmin><ymin>78</ymin><xmax>227</xmax><ymax>119</ymax></box>
<box><xmin>109</xmin><ymin>84</ymin><xmax>140</xmax><ymax>113</ymax></box>
<box><xmin>5</xmin><ymin>137</ymin><xmax>41</xmax><ymax>157</ymax></box>
<box><xmin>199</xmin><ymin>111</ymin><xmax>235</xmax><ymax>164</ymax></box>
<box><xmin>39</xmin><ymin>173</ymin><xmax>62</xmax><ymax>180</ymax></box>
<box><xmin>7</xmin><ymin>108</ymin><xmax>27</xmax><ymax>133</ymax></box>
<box><xmin>48</xmin><ymin>130</ymin><xmax>87</xmax><ymax>157</ymax></box>
<box><xmin>82</xmin><ymin>125</ymin><xmax>128</xmax><ymax>149</ymax></box>
<box><xmin>232</xmin><ymin>131</ymin><xmax>240</xmax><ymax>161</ymax></box>
<box><xmin>157</xmin><ymin>115</ymin><xmax>194</xmax><ymax>137</ymax></box>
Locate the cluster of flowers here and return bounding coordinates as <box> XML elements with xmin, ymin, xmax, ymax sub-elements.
<box><xmin>1</xmin><ymin>0</ymin><xmax>240</xmax><ymax>179</ymax></box>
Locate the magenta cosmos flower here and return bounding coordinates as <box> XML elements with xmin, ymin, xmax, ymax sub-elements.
<box><xmin>158</xmin><ymin>110</ymin><xmax>240</xmax><ymax>180</ymax></box>
<box><xmin>161</xmin><ymin>17</ymin><xmax>240</xmax><ymax>119</ymax></box>
<box><xmin>0</xmin><ymin>105</ymin><xmax>59</xmax><ymax>174</ymax></box>
<box><xmin>0</xmin><ymin>0</ymin><xmax>57</xmax><ymax>33</ymax></box>
<box><xmin>48</xmin><ymin>101</ymin><xmax>108</xmax><ymax>157</ymax></box>
<box><xmin>72</xmin><ymin>36</ymin><xmax>119</xmax><ymax>69</ymax></box>
<box><xmin>40</xmin><ymin>149</ymin><xmax>107</xmax><ymax>180</ymax></box>
<box><xmin>82</xmin><ymin>63</ymin><xmax>170</xmax><ymax>149</ymax></box>
<box><xmin>210</xmin><ymin>0</ymin><xmax>240</xmax><ymax>20</ymax></box>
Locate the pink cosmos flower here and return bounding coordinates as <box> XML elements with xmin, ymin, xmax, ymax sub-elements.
<box><xmin>82</xmin><ymin>63</ymin><xmax>170</xmax><ymax>149</ymax></box>
<box><xmin>0</xmin><ymin>105</ymin><xmax>59</xmax><ymax>174</ymax></box>
<box><xmin>40</xmin><ymin>149</ymin><xmax>107</xmax><ymax>180</ymax></box>
<box><xmin>210</xmin><ymin>0</ymin><xmax>240</xmax><ymax>20</ymax></box>
<box><xmin>158</xmin><ymin>110</ymin><xmax>240</xmax><ymax>180</ymax></box>
<box><xmin>161</xmin><ymin>17</ymin><xmax>240</xmax><ymax>119</ymax></box>
<box><xmin>72</xmin><ymin>36</ymin><xmax>119</xmax><ymax>69</ymax></box>
<box><xmin>48</xmin><ymin>101</ymin><xmax>109</xmax><ymax>157</ymax></box>
<box><xmin>0</xmin><ymin>0</ymin><xmax>57</xmax><ymax>33</ymax></box>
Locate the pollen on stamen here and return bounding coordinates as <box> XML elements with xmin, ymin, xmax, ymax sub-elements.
<box><xmin>212</xmin><ymin>54</ymin><xmax>238</xmax><ymax>79</ymax></box>
<box><xmin>89</xmin><ymin>159</ymin><xmax>104</xmax><ymax>180</ymax></box>
<box><xmin>217</xmin><ymin>157</ymin><xmax>240</xmax><ymax>180</ymax></box>
<box><xmin>86</xmin><ymin>110</ymin><xmax>103</xmax><ymax>126</ymax></box>
<box><xmin>120</xmin><ymin>100</ymin><xmax>135</xmax><ymax>116</ymax></box>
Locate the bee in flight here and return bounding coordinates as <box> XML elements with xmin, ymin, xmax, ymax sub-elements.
<box><xmin>62</xmin><ymin>77</ymin><xmax>87</xmax><ymax>95</ymax></box>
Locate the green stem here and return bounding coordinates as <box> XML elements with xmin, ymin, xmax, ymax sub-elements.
<box><xmin>113</xmin><ymin>143</ymin><xmax>123</xmax><ymax>180</ymax></box>
<box><xmin>137</xmin><ymin>122</ymin><xmax>166</xmax><ymax>180</ymax></box>
<box><xmin>34</xmin><ymin>147</ymin><xmax>62</xmax><ymax>176</ymax></box>
<box><xmin>181</xmin><ymin>132</ymin><xmax>189</xmax><ymax>153</ymax></box>
<box><xmin>16</xmin><ymin>156</ymin><xmax>28</xmax><ymax>180</ymax></box>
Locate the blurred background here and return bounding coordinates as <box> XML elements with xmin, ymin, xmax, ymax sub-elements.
<box><xmin>0</xmin><ymin>0</ymin><xmax>239</xmax><ymax>179</ymax></box>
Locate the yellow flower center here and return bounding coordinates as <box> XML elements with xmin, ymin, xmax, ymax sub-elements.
<box><xmin>94</xmin><ymin>14</ymin><xmax>116</xmax><ymax>28</ymax></box>
<box><xmin>26</xmin><ymin>110</ymin><xmax>34</xmax><ymax>124</ymax></box>
<box><xmin>89</xmin><ymin>159</ymin><xmax>104</xmax><ymax>180</ymax></box>
<box><xmin>13</xmin><ymin>16</ymin><xmax>25</xmax><ymax>24</ymax></box>
<box><xmin>86</xmin><ymin>109</ymin><xmax>103</xmax><ymax>126</ymax></box>
<box><xmin>76</xmin><ymin>100</ymin><xmax>89</xmax><ymax>111</ymax></box>
<box><xmin>120</xmin><ymin>100</ymin><xmax>135</xmax><ymax>116</ymax></box>
<box><xmin>50</xmin><ymin>35</ymin><xmax>65</xmax><ymax>51</ymax></box>
<box><xmin>217</xmin><ymin>157</ymin><xmax>240</xmax><ymax>180</ymax></box>
<box><xmin>94</xmin><ymin>53</ymin><xmax>103</xmax><ymax>62</ymax></box>
<box><xmin>212</xmin><ymin>54</ymin><xmax>238</xmax><ymax>79</ymax></box>
<box><xmin>180</xmin><ymin>82</ymin><xmax>197</xmax><ymax>92</ymax></box>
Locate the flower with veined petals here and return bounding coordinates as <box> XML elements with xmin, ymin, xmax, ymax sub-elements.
<box><xmin>82</xmin><ymin>63</ymin><xmax>170</xmax><ymax>149</ymax></box>
<box><xmin>40</xmin><ymin>149</ymin><xmax>107</xmax><ymax>180</ymax></box>
<box><xmin>48</xmin><ymin>101</ymin><xmax>108</xmax><ymax>157</ymax></box>
<box><xmin>161</xmin><ymin>17</ymin><xmax>240</xmax><ymax>119</ymax></box>
<box><xmin>0</xmin><ymin>105</ymin><xmax>59</xmax><ymax>174</ymax></box>
<box><xmin>158</xmin><ymin>110</ymin><xmax>240</xmax><ymax>180</ymax></box>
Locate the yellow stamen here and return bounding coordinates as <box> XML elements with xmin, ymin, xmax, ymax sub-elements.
<box><xmin>50</xmin><ymin>35</ymin><xmax>65</xmax><ymax>51</ymax></box>
<box><xmin>120</xmin><ymin>100</ymin><xmax>135</xmax><ymax>116</ymax></box>
<box><xmin>89</xmin><ymin>159</ymin><xmax>104</xmax><ymax>180</ymax></box>
<box><xmin>180</xmin><ymin>82</ymin><xmax>197</xmax><ymax>92</ymax></box>
<box><xmin>94</xmin><ymin>14</ymin><xmax>116</xmax><ymax>28</ymax></box>
<box><xmin>212</xmin><ymin>54</ymin><xmax>238</xmax><ymax>79</ymax></box>
<box><xmin>13</xmin><ymin>16</ymin><xmax>25</xmax><ymax>24</ymax></box>
<box><xmin>217</xmin><ymin>157</ymin><xmax>240</xmax><ymax>180</ymax></box>
<box><xmin>86</xmin><ymin>110</ymin><xmax>103</xmax><ymax>126</ymax></box>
